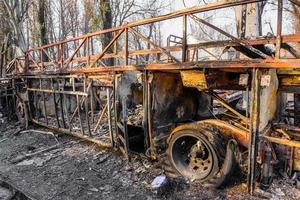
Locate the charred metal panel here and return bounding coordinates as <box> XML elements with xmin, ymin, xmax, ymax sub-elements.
<box><xmin>151</xmin><ymin>72</ymin><xmax>211</xmax><ymax>137</ymax></box>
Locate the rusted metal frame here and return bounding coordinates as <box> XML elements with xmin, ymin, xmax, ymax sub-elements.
<box><xmin>41</xmin><ymin>48</ymin><xmax>54</xmax><ymax>62</ymax></box>
<box><xmin>51</xmin><ymin>78</ymin><xmax>61</xmax><ymax>128</ymax></box>
<box><xmin>62</xmin><ymin>79</ymin><xmax>72</xmax><ymax>132</ymax></box>
<box><xmin>20</xmin><ymin>58</ymin><xmax>300</xmax><ymax>78</ymax></box>
<box><xmin>25</xmin><ymin>78</ymin><xmax>32</xmax><ymax>125</ymax></box>
<box><xmin>113</xmin><ymin>31</ymin><xmax>118</xmax><ymax>55</ymax></box>
<box><xmin>27</xmin><ymin>52</ymin><xmax>42</xmax><ymax>71</ymax></box>
<box><xmin>182</xmin><ymin>15</ymin><xmax>188</xmax><ymax>62</ymax></box>
<box><xmin>295</xmin><ymin>94</ymin><xmax>300</xmax><ymax>126</ymax></box>
<box><xmin>72</xmin><ymin>77</ymin><xmax>85</xmax><ymax>135</ymax></box>
<box><xmin>57</xmin><ymin>79</ymin><xmax>66</xmax><ymax>129</ymax></box>
<box><xmin>60</xmin><ymin>43</ymin><xmax>64</xmax><ymax>69</ymax></box>
<box><xmin>125</xmin><ymin>28</ymin><xmax>129</xmax><ymax>65</ymax></box>
<box><xmin>121</xmin><ymin>96</ymin><xmax>130</xmax><ymax>160</ymax></box>
<box><xmin>69</xmin><ymin>82</ymin><xmax>92</xmax><ymax>123</ymax></box>
<box><xmin>289</xmin><ymin>0</ymin><xmax>300</xmax><ymax>7</ymax></box>
<box><xmin>27</xmin><ymin>88</ymin><xmax>88</xmax><ymax>96</ymax></box>
<box><xmin>248</xmin><ymin>69</ymin><xmax>261</xmax><ymax>195</ymax></box>
<box><xmin>275</xmin><ymin>0</ymin><xmax>283</xmax><ymax>58</ymax></box>
<box><xmin>24</xmin><ymin>74</ymin><xmax>84</xmax><ymax>79</ymax></box>
<box><xmin>90</xmin><ymin>30</ymin><xmax>125</xmax><ymax>68</ymax></box>
<box><xmin>28</xmin><ymin>0</ymin><xmax>266</xmax><ymax>52</ymax></box>
<box><xmin>84</xmin><ymin>76</ymin><xmax>91</xmax><ymax>136</ymax></box>
<box><xmin>147</xmin><ymin>73</ymin><xmax>153</xmax><ymax>154</ymax></box>
<box><xmin>143</xmin><ymin>71</ymin><xmax>149</xmax><ymax>150</ymax></box>
<box><xmin>39</xmin><ymin>78</ymin><xmax>48</xmax><ymax>125</ymax></box>
<box><xmin>274</xmin><ymin>123</ymin><xmax>300</xmax><ymax>132</ymax></box>
<box><xmin>59</xmin><ymin>93</ymin><xmax>66</xmax><ymax>129</ymax></box>
<box><xmin>113</xmin><ymin>73</ymin><xmax>118</xmax><ymax>147</ymax></box>
<box><xmin>26</xmin><ymin>34</ymin><xmax>300</xmax><ymax>68</ymax></box>
<box><xmin>40</xmin><ymin>49</ymin><xmax>44</xmax><ymax>70</ymax></box>
<box><xmin>107</xmin><ymin>87</ymin><xmax>114</xmax><ymax>147</ymax></box>
<box><xmin>189</xmin><ymin>14</ymin><xmax>272</xmax><ymax>59</ymax></box>
<box><xmin>263</xmin><ymin>135</ymin><xmax>300</xmax><ymax>148</ymax></box>
<box><xmin>200</xmin><ymin>48</ymin><xmax>219</xmax><ymax>60</ymax></box>
<box><xmin>208</xmin><ymin>91</ymin><xmax>249</xmax><ymax>124</ymax></box>
<box><xmin>65</xmin><ymin>58</ymin><xmax>300</xmax><ymax>75</ymax></box>
<box><xmin>87</xmin><ymin>37</ymin><xmax>91</xmax><ymax>66</ymax></box>
<box><xmin>128</xmin><ymin>27</ymin><xmax>181</xmax><ymax>64</ymax></box>
<box><xmin>281</xmin><ymin>43</ymin><xmax>300</xmax><ymax>58</ymax></box>
<box><xmin>25</xmin><ymin>52</ymin><xmax>29</xmax><ymax>73</ymax></box>
<box><xmin>64</xmin><ymin>38</ymin><xmax>87</xmax><ymax>69</ymax></box>
<box><xmin>41</xmin><ymin>48</ymin><xmax>60</xmax><ymax>68</ymax></box>
<box><xmin>90</xmin><ymin>80</ymin><xmax>94</xmax><ymax>124</ymax></box>
<box><xmin>98</xmin><ymin>60</ymin><xmax>108</xmax><ymax>67</ymax></box>
<box><xmin>93</xmin><ymin>91</ymin><xmax>113</xmax><ymax>132</ymax></box>
<box><xmin>31</xmin><ymin>118</ymin><xmax>112</xmax><ymax>148</ymax></box>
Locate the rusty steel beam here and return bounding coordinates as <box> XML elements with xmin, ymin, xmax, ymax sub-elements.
<box><xmin>275</xmin><ymin>0</ymin><xmax>283</xmax><ymax>58</ymax></box>
<box><xmin>25</xmin><ymin>34</ymin><xmax>300</xmax><ymax>71</ymax></box>
<box><xmin>16</xmin><ymin>58</ymin><xmax>300</xmax><ymax>77</ymax></box>
<box><xmin>189</xmin><ymin>14</ymin><xmax>272</xmax><ymax>59</ymax></box>
<box><xmin>128</xmin><ymin>27</ymin><xmax>181</xmax><ymax>64</ymax></box>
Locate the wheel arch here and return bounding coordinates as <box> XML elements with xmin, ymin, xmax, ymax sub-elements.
<box><xmin>168</xmin><ymin>119</ymin><xmax>249</xmax><ymax>148</ymax></box>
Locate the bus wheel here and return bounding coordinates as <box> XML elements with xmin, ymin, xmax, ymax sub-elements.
<box><xmin>164</xmin><ymin>127</ymin><xmax>235</xmax><ymax>188</ymax></box>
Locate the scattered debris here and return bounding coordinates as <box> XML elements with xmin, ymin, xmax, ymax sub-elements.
<box><xmin>88</xmin><ymin>187</ymin><xmax>99</xmax><ymax>192</ymax></box>
<box><xmin>0</xmin><ymin>138</ymin><xmax>7</xmax><ymax>143</ymax></box>
<box><xmin>20</xmin><ymin>129</ymin><xmax>59</xmax><ymax>143</ymax></box>
<box><xmin>96</xmin><ymin>154</ymin><xmax>110</xmax><ymax>164</ymax></box>
<box><xmin>151</xmin><ymin>175</ymin><xmax>168</xmax><ymax>189</ymax></box>
<box><xmin>11</xmin><ymin>140</ymin><xmax>81</xmax><ymax>164</ymax></box>
<box><xmin>0</xmin><ymin>186</ymin><xmax>13</xmax><ymax>200</ymax></box>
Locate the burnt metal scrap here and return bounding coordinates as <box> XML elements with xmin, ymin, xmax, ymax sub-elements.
<box><xmin>1</xmin><ymin>0</ymin><xmax>300</xmax><ymax>196</ymax></box>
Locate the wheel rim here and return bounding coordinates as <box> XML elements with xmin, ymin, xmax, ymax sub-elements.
<box><xmin>170</xmin><ymin>132</ymin><xmax>217</xmax><ymax>180</ymax></box>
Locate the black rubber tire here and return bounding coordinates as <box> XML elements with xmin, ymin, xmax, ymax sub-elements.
<box><xmin>163</xmin><ymin>126</ymin><xmax>229</xmax><ymax>187</ymax></box>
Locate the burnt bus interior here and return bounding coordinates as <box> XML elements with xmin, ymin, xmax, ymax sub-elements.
<box><xmin>1</xmin><ymin>0</ymin><xmax>300</xmax><ymax>195</ymax></box>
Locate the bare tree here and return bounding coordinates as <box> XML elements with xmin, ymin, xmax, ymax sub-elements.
<box><xmin>0</xmin><ymin>0</ymin><xmax>30</xmax><ymax>55</ymax></box>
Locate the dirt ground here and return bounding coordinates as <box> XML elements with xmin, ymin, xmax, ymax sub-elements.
<box><xmin>1</xmin><ymin>118</ymin><xmax>300</xmax><ymax>200</ymax></box>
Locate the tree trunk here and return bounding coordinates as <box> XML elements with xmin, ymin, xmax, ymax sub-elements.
<box><xmin>38</xmin><ymin>0</ymin><xmax>48</xmax><ymax>62</ymax></box>
<box><xmin>38</xmin><ymin>0</ymin><xmax>48</xmax><ymax>46</ymax></box>
<box><xmin>100</xmin><ymin>0</ymin><xmax>113</xmax><ymax>66</ymax></box>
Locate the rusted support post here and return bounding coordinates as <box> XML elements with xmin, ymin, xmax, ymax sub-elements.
<box><xmin>125</xmin><ymin>28</ymin><xmax>129</xmax><ymax>65</ymax></box>
<box><xmin>90</xmin><ymin>80</ymin><xmax>94</xmax><ymax>124</ymax></box>
<box><xmin>143</xmin><ymin>71</ymin><xmax>149</xmax><ymax>149</ymax></box>
<box><xmin>275</xmin><ymin>0</ymin><xmax>283</xmax><ymax>58</ymax></box>
<box><xmin>182</xmin><ymin>14</ymin><xmax>187</xmax><ymax>62</ymax></box>
<box><xmin>87</xmin><ymin>37</ymin><xmax>90</xmax><ymax>66</ymax></box>
<box><xmin>113</xmin><ymin>31</ymin><xmax>118</xmax><ymax>54</ymax></box>
<box><xmin>107</xmin><ymin>87</ymin><xmax>114</xmax><ymax>147</ymax></box>
<box><xmin>248</xmin><ymin>68</ymin><xmax>261</xmax><ymax>195</ymax></box>
<box><xmin>40</xmin><ymin>78</ymin><xmax>48</xmax><ymax>125</ymax></box>
<box><xmin>62</xmin><ymin>82</ymin><xmax>71</xmax><ymax>132</ymax></box>
<box><xmin>113</xmin><ymin>73</ymin><xmax>118</xmax><ymax>146</ymax></box>
<box><xmin>59</xmin><ymin>91</ymin><xmax>66</xmax><ymax>129</ymax></box>
<box><xmin>73</xmin><ymin>77</ymin><xmax>84</xmax><ymax>135</ymax></box>
<box><xmin>147</xmin><ymin>73</ymin><xmax>153</xmax><ymax>153</ymax></box>
<box><xmin>26</xmin><ymin>78</ymin><xmax>32</xmax><ymax>122</ymax></box>
<box><xmin>295</xmin><ymin>94</ymin><xmax>300</xmax><ymax>126</ymax></box>
<box><xmin>40</xmin><ymin>49</ymin><xmax>44</xmax><ymax>70</ymax></box>
<box><xmin>89</xmin><ymin>37</ymin><xmax>94</xmax><ymax>57</ymax></box>
<box><xmin>84</xmin><ymin>76</ymin><xmax>92</xmax><ymax>136</ymax></box>
<box><xmin>51</xmin><ymin>78</ymin><xmax>60</xmax><ymax>128</ymax></box>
